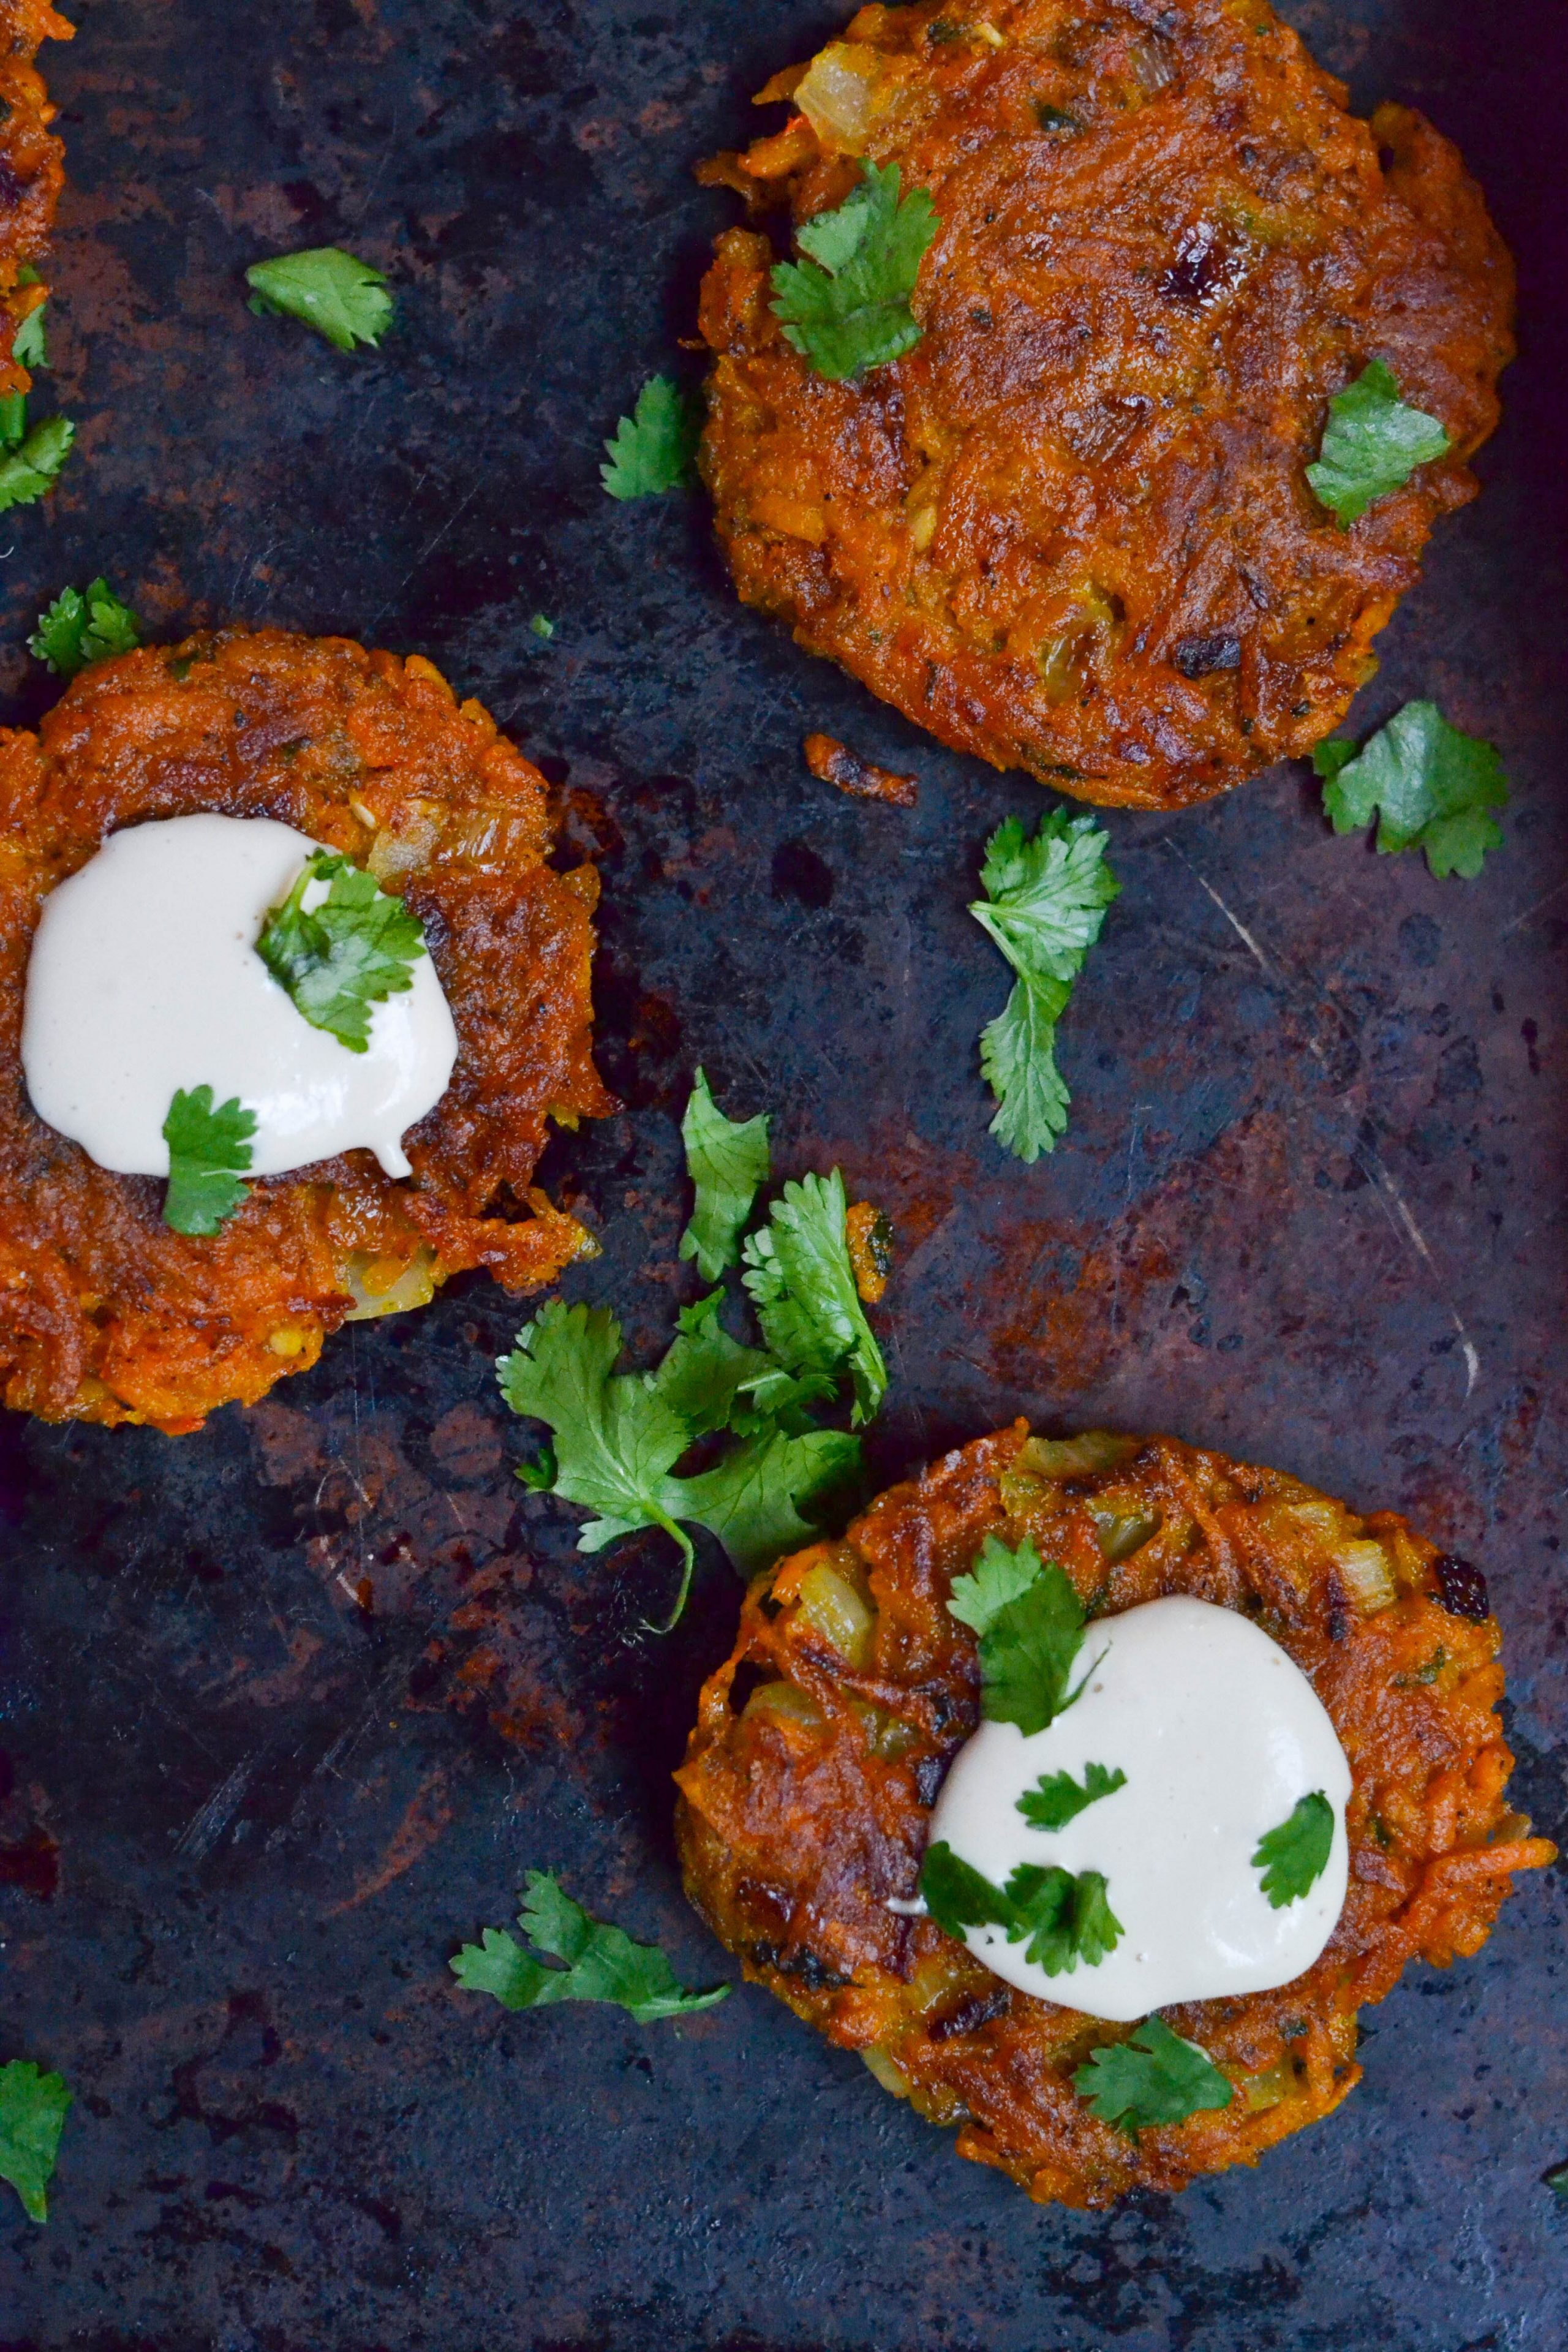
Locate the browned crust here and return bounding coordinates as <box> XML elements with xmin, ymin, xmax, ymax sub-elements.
<box><xmin>0</xmin><ymin>1</ymin><xmax>70</xmax><ymax>398</ymax></box>
<box><xmin>0</xmin><ymin>630</ymin><xmax>614</xmax><ymax>1431</ymax></box>
<box><xmin>698</xmin><ymin>0</ymin><xmax>1514</xmax><ymax>810</ymax></box>
<box><xmin>676</xmin><ymin>1425</ymin><xmax>1553</xmax><ymax>2205</ymax></box>
<box><xmin>804</xmin><ymin>732</ymin><xmax>918</xmax><ymax>807</ymax></box>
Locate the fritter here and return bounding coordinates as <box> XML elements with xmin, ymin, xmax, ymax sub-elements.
<box><xmin>676</xmin><ymin>1425</ymin><xmax>1553</xmax><ymax>2206</ymax></box>
<box><xmin>0</xmin><ymin>630</ymin><xmax>612</xmax><ymax>1432</ymax></box>
<box><xmin>0</xmin><ymin>1</ymin><xmax>70</xmax><ymax>399</ymax></box>
<box><xmin>698</xmin><ymin>0</ymin><xmax>1513</xmax><ymax>809</ymax></box>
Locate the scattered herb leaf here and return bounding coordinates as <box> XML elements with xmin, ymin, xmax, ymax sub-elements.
<box><xmin>29</xmin><ymin>577</ymin><xmax>141</xmax><ymax>677</ymax></box>
<box><xmin>1251</xmin><ymin>1790</ymin><xmax>1335</xmax><ymax>1909</ymax></box>
<box><xmin>1545</xmin><ymin>2161</ymin><xmax>1568</xmax><ymax>2204</ymax></box>
<box><xmin>1018</xmin><ymin>1760</ymin><xmax>1128</xmax><ymax>1831</ymax></box>
<box><xmin>1306</xmin><ymin>358</ymin><xmax>1450</xmax><ymax>526</ymax></box>
<box><xmin>1074</xmin><ymin>2016</ymin><xmax>1234</xmax><ymax>2133</ymax></box>
<box><xmin>601</xmin><ymin>374</ymin><xmax>701</xmax><ymax>500</ymax></box>
<box><xmin>0</xmin><ymin>2060</ymin><xmax>71</xmax><ymax>2224</ymax></box>
<box><xmin>529</xmin><ymin>611</ymin><xmax>555</xmax><ymax>640</ymax></box>
<box><xmin>255</xmin><ymin>848</ymin><xmax>427</xmax><ymax>1052</ymax></box>
<box><xmin>919</xmin><ymin>1842</ymin><xmax>1123</xmax><ymax>1977</ymax></box>
<box><xmin>451</xmin><ymin>1871</ymin><xmax>730</xmax><ymax>2022</ymax></box>
<box><xmin>771</xmin><ymin>159</ymin><xmax>940</xmax><ymax>382</ymax></box>
<box><xmin>947</xmin><ymin>1534</ymin><xmax>1094</xmax><ymax>1736</ymax></box>
<box><xmin>162</xmin><ymin>1086</ymin><xmax>255</xmax><ymax>1236</ymax></box>
<box><xmin>970</xmin><ymin>809</ymin><xmax>1119</xmax><ymax>1161</ymax></box>
<box><xmin>497</xmin><ymin>1300</ymin><xmax>862</xmax><ymax>1626</ymax></box>
<box><xmin>0</xmin><ymin>415</ymin><xmax>73</xmax><ymax>512</ymax></box>
<box><xmin>1314</xmin><ymin>701</ymin><xmax>1508</xmax><ymax>880</ymax></box>
<box><xmin>679</xmin><ymin>1069</ymin><xmax>772</xmax><ymax>1283</ymax></box>
<box><xmin>12</xmin><ymin>295</ymin><xmax>45</xmax><ymax>375</ymax></box>
<box><xmin>245</xmin><ymin>247</ymin><xmax>393</xmax><ymax>352</ymax></box>
<box><xmin>742</xmin><ymin>1169</ymin><xmax>888</xmax><ymax>1426</ymax></box>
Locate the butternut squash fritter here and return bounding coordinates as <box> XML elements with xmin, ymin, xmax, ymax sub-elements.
<box><xmin>698</xmin><ymin>0</ymin><xmax>1513</xmax><ymax>809</ymax></box>
<box><xmin>676</xmin><ymin>1426</ymin><xmax>1553</xmax><ymax>2206</ymax></box>
<box><xmin>0</xmin><ymin>0</ymin><xmax>69</xmax><ymax>399</ymax></box>
<box><xmin>0</xmin><ymin>631</ymin><xmax>612</xmax><ymax>1431</ymax></box>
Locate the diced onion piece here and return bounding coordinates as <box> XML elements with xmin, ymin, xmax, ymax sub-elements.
<box><xmin>1091</xmin><ymin>1507</ymin><xmax>1160</xmax><ymax>1564</ymax></box>
<box><xmin>744</xmin><ymin>1679</ymin><xmax>826</xmax><ymax>1730</ymax></box>
<box><xmin>861</xmin><ymin>2047</ymin><xmax>910</xmax><ymax>2097</ymax></box>
<box><xmin>1019</xmin><ymin>1430</ymin><xmax>1140</xmax><ymax>1479</ymax></box>
<box><xmin>341</xmin><ymin>1246</ymin><xmax>440</xmax><ymax>1322</ymax></box>
<box><xmin>797</xmin><ymin>1562</ymin><xmax>875</xmax><ymax>1668</ymax></box>
<box><xmin>794</xmin><ymin>43</ymin><xmax>891</xmax><ymax>151</ymax></box>
<box><xmin>1336</xmin><ymin>1539</ymin><xmax>1397</xmax><ymax>1618</ymax></box>
<box><xmin>1243</xmin><ymin>2060</ymin><xmax>1290</xmax><ymax>2113</ymax></box>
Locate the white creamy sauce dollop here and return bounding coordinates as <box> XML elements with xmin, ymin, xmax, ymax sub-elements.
<box><xmin>927</xmin><ymin>1594</ymin><xmax>1351</xmax><ymax>2022</ymax></box>
<box><xmin>21</xmin><ymin>813</ymin><xmax>458</xmax><ymax>1180</ymax></box>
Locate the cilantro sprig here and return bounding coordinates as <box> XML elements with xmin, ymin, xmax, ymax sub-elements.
<box><xmin>970</xmin><ymin>809</ymin><xmax>1119</xmax><ymax>1163</ymax></box>
<box><xmin>1314</xmin><ymin>701</ymin><xmax>1508</xmax><ymax>880</ymax></box>
<box><xmin>771</xmin><ymin>160</ymin><xmax>940</xmax><ymax>382</ymax></box>
<box><xmin>29</xmin><ymin>577</ymin><xmax>141</xmax><ymax>677</ymax></box>
<box><xmin>1074</xmin><ymin>2016</ymin><xmax>1234</xmax><ymax>2133</ymax></box>
<box><xmin>452</xmin><ymin>1871</ymin><xmax>729</xmax><ymax>2023</ymax></box>
<box><xmin>742</xmin><ymin>1170</ymin><xmax>888</xmax><ymax>1427</ymax></box>
<box><xmin>1252</xmin><ymin>1790</ymin><xmax>1334</xmax><ymax>1908</ymax></box>
<box><xmin>256</xmin><ymin>849</ymin><xmax>428</xmax><ymax>1052</ymax></box>
<box><xmin>919</xmin><ymin>1841</ymin><xmax>1122</xmax><ymax>1978</ymax></box>
<box><xmin>0</xmin><ymin>2059</ymin><xmax>72</xmax><ymax>2223</ymax></box>
<box><xmin>245</xmin><ymin>247</ymin><xmax>393</xmax><ymax>352</ymax></box>
<box><xmin>948</xmin><ymin>1535</ymin><xmax>1098</xmax><ymax>1736</ymax></box>
<box><xmin>679</xmin><ymin>1068</ymin><xmax>771</xmax><ymax>1282</ymax></box>
<box><xmin>162</xmin><ymin>1086</ymin><xmax>255</xmax><ymax>1236</ymax></box>
<box><xmin>601</xmin><ymin>375</ymin><xmax>701</xmax><ymax>500</ymax></box>
<box><xmin>0</xmin><ymin>275</ymin><xmax>74</xmax><ymax>511</ymax></box>
<box><xmin>1307</xmin><ymin>360</ymin><xmax>1450</xmax><ymax>527</ymax></box>
<box><xmin>1018</xmin><ymin>1760</ymin><xmax>1126</xmax><ymax>1831</ymax></box>
<box><xmin>498</xmin><ymin>1296</ymin><xmax>861</xmax><ymax>1629</ymax></box>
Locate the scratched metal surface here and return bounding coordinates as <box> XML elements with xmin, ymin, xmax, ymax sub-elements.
<box><xmin>0</xmin><ymin>0</ymin><xmax>1564</xmax><ymax>2343</ymax></box>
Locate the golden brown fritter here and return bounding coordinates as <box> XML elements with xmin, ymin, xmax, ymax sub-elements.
<box><xmin>676</xmin><ymin>1425</ymin><xmax>1553</xmax><ymax>2206</ymax></box>
<box><xmin>0</xmin><ymin>1</ymin><xmax>70</xmax><ymax>399</ymax></box>
<box><xmin>698</xmin><ymin>0</ymin><xmax>1513</xmax><ymax>809</ymax></box>
<box><xmin>0</xmin><ymin>630</ymin><xmax>614</xmax><ymax>1432</ymax></box>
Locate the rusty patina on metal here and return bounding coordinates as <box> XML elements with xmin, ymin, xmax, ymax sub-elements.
<box><xmin>0</xmin><ymin>0</ymin><xmax>1564</xmax><ymax>2344</ymax></box>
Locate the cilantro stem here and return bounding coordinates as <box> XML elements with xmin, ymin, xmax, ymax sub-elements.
<box><xmin>641</xmin><ymin>1510</ymin><xmax>698</xmax><ymax>1637</ymax></box>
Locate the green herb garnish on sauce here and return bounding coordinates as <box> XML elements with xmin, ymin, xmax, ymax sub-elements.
<box><xmin>255</xmin><ymin>849</ymin><xmax>428</xmax><ymax>1053</ymax></box>
<box><xmin>162</xmin><ymin>1085</ymin><xmax>255</xmax><ymax>1236</ymax></box>
<box><xmin>1017</xmin><ymin>1759</ymin><xmax>1128</xmax><ymax>1831</ymax></box>
<box><xmin>1251</xmin><ymin>1790</ymin><xmax>1335</xmax><ymax>1909</ymax></box>
<box><xmin>919</xmin><ymin>1841</ymin><xmax>1123</xmax><ymax>1977</ymax></box>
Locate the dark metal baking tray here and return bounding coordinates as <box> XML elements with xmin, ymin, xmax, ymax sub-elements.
<box><xmin>1</xmin><ymin>0</ymin><xmax>1564</xmax><ymax>2343</ymax></box>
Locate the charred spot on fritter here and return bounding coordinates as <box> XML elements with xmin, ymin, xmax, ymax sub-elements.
<box><xmin>0</xmin><ymin>630</ymin><xmax>613</xmax><ymax>1431</ymax></box>
<box><xmin>676</xmin><ymin>1425</ymin><xmax>1552</xmax><ymax>2206</ymax></box>
<box><xmin>698</xmin><ymin>0</ymin><xmax>1513</xmax><ymax>810</ymax></box>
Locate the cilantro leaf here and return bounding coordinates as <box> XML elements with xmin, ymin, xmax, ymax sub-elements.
<box><xmin>12</xmin><ymin>295</ymin><xmax>45</xmax><ymax>374</ymax></box>
<box><xmin>497</xmin><ymin>1299</ymin><xmax>862</xmax><ymax>1621</ymax></box>
<box><xmin>1307</xmin><ymin>359</ymin><xmax>1450</xmax><ymax>526</ymax></box>
<box><xmin>1314</xmin><ymin>701</ymin><xmax>1508</xmax><ymax>880</ymax></box>
<box><xmin>0</xmin><ymin>2060</ymin><xmax>72</xmax><ymax>2223</ymax></box>
<box><xmin>679</xmin><ymin>1069</ymin><xmax>772</xmax><ymax>1283</ymax></box>
<box><xmin>918</xmin><ymin>1842</ymin><xmax>1122</xmax><ymax>1977</ymax></box>
<box><xmin>451</xmin><ymin>1871</ymin><xmax>729</xmax><ymax>2024</ymax></box>
<box><xmin>0</xmin><ymin>415</ymin><xmax>73</xmax><ymax>511</ymax></box>
<box><xmin>1546</xmin><ymin>2162</ymin><xmax>1568</xmax><ymax>2204</ymax></box>
<box><xmin>970</xmin><ymin>809</ymin><xmax>1118</xmax><ymax>1162</ymax></box>
<box><xmin>499</xmin><ymin>1300</ymin><xmax>695</xmax><ymax>1561</ymax></box>
<box><xmin>741</xmin><ymin>1169</ymin><xmax>888</xmax><ymax>1427</ymax></box>
<box><xmin>529</xmin><ymin>612</ymin><xmax>555</xmax><ymax>641</ymax></box>
<box><xmin>245</xmin><ymin>247</ymin><xmax>393</xmax><ymax>352</ymax></box>
<box><xmin>1074</xmin><ymin>2016</ymin><xmax>1234</xmax><ymax>2133</ymax></box>
<box><xmin>29</xmin><ymin>577</ymin><xmax>142</xmax><ymax>677</ymax></box>
<box><xmin>673</xmin><ymin>1421</ymin><xmax>861</xmax><ymax>1576</ymax></box>
<box><xmin>255</xmin><ymin>848</ymin><xmax>428</xmax><ymax>1052</ymax></box>
<box><xmin>601</xmin><ymin>374</ymin><xmax>701</xmax><ymax>500</ymax></box>
<box><xmin>162</xmin><ymin>1086</ymin><xmax>255</xmax><ymax>1236</ymax></box>
<box><xmin>947</xmin><ymin>1535</ymin><xmax>1093</xmax><ymax>1736</ymax></box>
<box><xmin>1017</xmin><ymin>1760</ymin><xmax>1127</xmax><ymax>1831</ymax></box>
<box><xmin>919</xmin><ymin>1839</ymin><xmax>1019</xmax><ymax>1942</ymax></box>
<box><xmin>771</xmin><ymin>160</ymin><xmax>940</xmax><ymax>382</ymax></box>
<box><xmin>1251</xmin><ymin>1790</ymin><xmax>1335</xmax><ymax>1909</ymax></box>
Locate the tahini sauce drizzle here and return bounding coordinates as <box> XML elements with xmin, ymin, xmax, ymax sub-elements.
<box><xmin>927</xmin><ymin>1594</ymin><xmax>1352</xmax><ymax>2022</ymax></box>
<box><xmin>21</xmin><ymin>814</ymin><xmax>458</xmax><ymax>1181</ymax></box>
